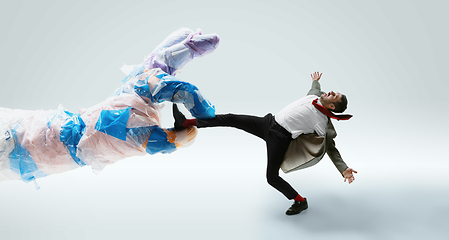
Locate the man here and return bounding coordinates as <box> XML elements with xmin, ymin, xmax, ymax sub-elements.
<box><xmin>173</xmin><ymin>72</ymin><xmax>357</xmax><ymax>215</ymax></box>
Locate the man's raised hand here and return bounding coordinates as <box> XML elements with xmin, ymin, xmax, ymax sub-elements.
<box><xmin>311</xmin><ymin>71</ymin><xmax>323</xmax><ymax>81</ymax></box>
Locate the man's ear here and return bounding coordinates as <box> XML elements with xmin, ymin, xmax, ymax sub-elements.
<box><xmin>323</xmin><ymin>102</ymin><xmax>335</xmax><ymax>111</ymax></box>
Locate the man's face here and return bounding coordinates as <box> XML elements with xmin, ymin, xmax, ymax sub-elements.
<box><xmin>320</xmin><ymin>91</ymin><xmax>342</xmax><ymax>110</ymax></box>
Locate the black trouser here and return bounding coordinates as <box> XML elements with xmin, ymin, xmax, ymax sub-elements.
<box><xmin>197</xmin><ymin>113</ymin><xmax>299</xmax><ymax>200</ymax></box>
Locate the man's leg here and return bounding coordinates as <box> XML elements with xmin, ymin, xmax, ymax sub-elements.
<box><xmin>265</xmin><ymin>125</ymin><xmax>308</xmax><ymax>215</ymax></box>
<box><xmin>174</xmin><ymin>104</ymin><xmax>269</xmax><ymax>138</ymax></box>
<box><xmin>264</xmin><ymin>128</ymin><xmax>300</xmax><ymax>199</ymax></box>
<box><xmin>196</xmin><ymin>113</ymin><xmax>273</xmax><ymax>140</ymax></box>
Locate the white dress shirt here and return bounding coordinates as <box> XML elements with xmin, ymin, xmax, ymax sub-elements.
<box><xmin>275</xmin><ymin>95</ymin><xmax>328</xmax><ymax>139</ymax></box>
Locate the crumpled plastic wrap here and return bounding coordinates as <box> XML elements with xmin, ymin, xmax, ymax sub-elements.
<box><xmin>0</xmin><ymin>27</ymin><xmax>219</xmax><ymax>184</ymax></box>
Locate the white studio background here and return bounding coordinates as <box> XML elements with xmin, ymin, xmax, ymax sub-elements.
<box><xmin>0</xmin><ymin>0</ymin><xmax>448</xmax><ymax>239</ymax></box>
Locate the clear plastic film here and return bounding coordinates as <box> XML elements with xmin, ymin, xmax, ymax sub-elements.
<box><xmin>0</xmin><ymin>27</ymin><xmax>220</xmax><ymax>184</ymax></box>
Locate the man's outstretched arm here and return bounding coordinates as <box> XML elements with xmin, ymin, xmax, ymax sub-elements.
<box><xmin>310</xmin><ymin>71</ymin><xmax>357</xmax><ymax>183</ymax></box>
<box><xmin>307</xmin><ymin>71</ymin><xmax>325</xmax><ymax>97</ymax></box>
<box><xmin>326</xmin><ymin>136</ymin><xmax>357</xmax><ymax>183</ymax></box>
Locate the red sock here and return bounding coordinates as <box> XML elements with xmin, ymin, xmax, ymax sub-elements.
<box><xmin>183</xmin><ymin>119</ymin><xmax>197</xmax><ymax>128</ymax></box>
<box><xmin>294</xmin><ymin>194</ymin><xmax>305</xmax><ymax>202</ymax></box>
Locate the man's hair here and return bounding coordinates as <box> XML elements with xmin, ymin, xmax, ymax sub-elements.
<box><xmin>333</xmin><ymin>94</ymin><xmax>348</xmax><ymax>113</ymax></box>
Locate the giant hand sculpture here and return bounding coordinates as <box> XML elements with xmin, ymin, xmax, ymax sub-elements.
<box><xmin>0</xmin><ymin>28</ymin><xmax>219</xmax><ymax>184</ymax></box>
